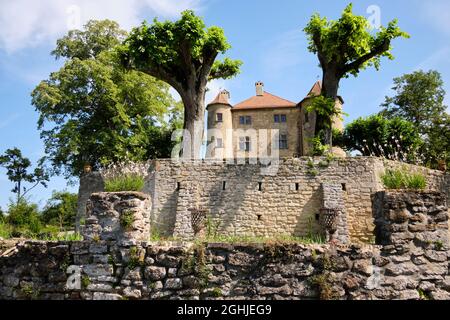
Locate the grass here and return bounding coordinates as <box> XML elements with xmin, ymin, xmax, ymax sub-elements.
<box><xmin>39</xmin><ymin>232</ymin><xmax>84</xmax><ymax>241</ymax></box>
<box><xmin>381</xmin><ymin>168</ymin><xmax>427</xmax><ymax>190</ymax></box>
<box><xmin>202</xmin><ymin>234</ymin><xmax>326</xmax><ymax>245</ymax></box>
<box><xmin>104</xmin><ymin>174</ymin><xmax>145</xmax><ymax>192</ymax></box>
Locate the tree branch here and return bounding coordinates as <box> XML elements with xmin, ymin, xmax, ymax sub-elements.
<box><xmin>339</xmin><ymin>39</ymin><xmax>390</xmax><ymax>77</ymax></box>
<box><xmin>142</xmin><ymin>64</ymin><xmax>184</xmax><ymax>95</ymax></box>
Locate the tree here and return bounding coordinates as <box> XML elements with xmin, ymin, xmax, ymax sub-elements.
<box><xmin>304</xmin><ymin>3</ymin><xmax>409</xmax><ymax>146</ymax></box>
<box><xmin>341</xmin><ymin>115</ymin><xmax>422</xmax><ymax>162</ymax></box>
<box><xmin>6</xmin><ymin>199</ymin><xmax>42</xmax><ymax>237</ymax></box>
<box><xmin>380</xmin><ymin>70</ymin><xmax>449</xmax><ymax>167</ymax></box>
<box><xmin>32</xmin><ymin>20</ymin><xmax>179</xmax><ymax>178</ymax></box>
<box><xmin>41</xmin><ymin>191</ymin><xmax>78</xmax><ymax>231</ymax></box>
<box><xmin>120</xmin><ymin>10</ymin><xmax>242</xmax><ymax>158</ymax></box>
<box><xmin>0</xmin><ymin>148</ymin><xmax>49</xmax><ymax>205</ymax></box>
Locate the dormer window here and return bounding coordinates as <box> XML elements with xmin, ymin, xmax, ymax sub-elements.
<box><xmin>216</xmin><ymin>113</ymin><xmax>223</xmax><ymax>122</ymax></box>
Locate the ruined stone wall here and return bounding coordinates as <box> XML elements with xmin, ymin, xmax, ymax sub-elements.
<box><xmin>77</xmin><ymin>157</ymin><xmax>448</xmax><ymax>243</ymax></box>
<box><xmin>1</xmin><ymin>191</ymin><xmax>449</xmax><ymax>300</ymax></box>
<box><xmin>150</xmin><ymin>158</ymin><xmax>447</xmax><ymax>243</ymax></box>
<box><xmin>150</xmin><ymin>158</ymin><xmax>382</xmax><ymax>243</ymax></box>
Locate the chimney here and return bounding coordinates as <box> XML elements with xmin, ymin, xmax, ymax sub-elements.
<box><xmin>255</xmin><ymin>81</ymin><xmax>264</xmax><ymax>96</ymax></box>
<box><xmin>220</xmin><ymin>89</ymin><xmax>230</xmax><ymax>101</ymax></box>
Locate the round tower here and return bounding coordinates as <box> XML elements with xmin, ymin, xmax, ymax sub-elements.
<box><xmin>206</xmin><ymin>90</ymin><xmax>233</xmax><ymax>159</ymax></box>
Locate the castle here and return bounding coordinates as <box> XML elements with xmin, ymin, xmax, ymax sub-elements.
<box><xmin>205</xmin><ymin>81</ymin><xmax>345</xmax><ymax>159</ymax></box>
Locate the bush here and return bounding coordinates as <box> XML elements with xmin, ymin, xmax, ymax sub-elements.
<box><xmin>0</xmin><ymin>222</ymin><xmax>12</xmax><ymax>239</ymax></box>
<box><xmin>381</xmin><ymin>168</ymin><xmax>427</xmax><ymax>190</ymax></box>
<box><xmin>41</xmin><ymin>191</ymin><xmax>78</xmax><ymax>230</ymax></box>
<box><xmin>104</xmin><ymin>174</ymin><xmax>145</xmax><ymax>192</ymax></box>
<box><xmin>6</xmin><ymin>199</ymin><xmax>42</xmax><ymax>236</ymax></box>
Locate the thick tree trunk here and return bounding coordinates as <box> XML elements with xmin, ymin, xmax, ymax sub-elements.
<box><xmin>320</xmin><ymin>69</ymin><xmax>340</xmax><ymax>148</ymax></box>
<box><xmin>180</xmin><ymin>89</ymin><xmax>206</xmax><ymax>159</ymax></box>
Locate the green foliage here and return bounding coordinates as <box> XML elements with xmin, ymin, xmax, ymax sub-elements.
<box><xmin>381</xmin><ymin>168</ymin><xmax>427</xmax><ymax>190</ymax></box>
<box><xmin>121</xmin><ymin>10</ymin><xmax>242</xmax><ymax>156</ymax></box>
<box><xmin>81</xmin><ymin>275</ymin><xmax>91</xmax><ymax>289</ymax></box>
<box><xmin>343</xmin><ymin>114</ymin><xmax>421</xmax><ymax>159</ymax></box>
<box><xmin>104</xmin><ymin>174</ymin><xmax>145</xmax><ymax>192</ymax></box>
<box><xmin>128</xmin><ymin>246</ymin><xmax>145</xmax><ymax>269</ymax></box>
<box><xmin>122</xmin><ymin>10</ymin><xmax>242</xmax><ymax>86</ymax></box>
<box><xmin>307</xmin><ymin>96</ymin><xmax>342</xmax><ymax>130</ymax></box>
<box><xmin>21</xmin><ymin>283</ymin><xmax>40</xmax><ymax>299</ymax></box>
<box><xmin>304</xmin><ymin>3</ymin><xmax>409</xmax><ymax>79</ymax></box>
<box><xmin>303</xmin><ymin>4</ymin><xmax>408</xmax><ymax>146</ymax></box>
<box><xmin>41</xmin><ymin>191</ymin><xmax>78</xmax><ymax>230</ymax></box>
<box><xmin>310</xmin><ymin>136</ymin><xmax>330</xmax><ymax>156</ymax></box>
<box><xmin>6</xmin><ymin>199</ymin><xmax>42</xmax><ymax>237</ymax></box>
<box><xmin>0</xmin><ymin>148</ymin><xmax>49</xmax><ymax>204</ymax></box>
<box><xmin>120</xmin><ymin>210</ymin><xmax>135</xmax><ymax>230</ymax></box>
<box><xmin>380</xmin><ymin>70</ymin><xmax>449</xmax><ymax>168</ymax></box>
<box><xmin>0</xmin><ymin>222</ymin><xmax>12</xmax><ymax>239</ymax></box>
<box><xmin>201</xmin><ymin>234</ymin><xmax>326</xmax><ymax>245</ymax></box>
<box><xmin>32</xmin><ymin>20</ymin><xmax>179</xmax><ymax>178</ymax></box>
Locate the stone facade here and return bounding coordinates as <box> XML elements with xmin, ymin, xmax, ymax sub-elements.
<box><xmin>1</xmin><ymin>190</ymin><xmax>450</xmax><ymax>300</ymax></box>
<box><xmin>75</xmin><ymin>158</ymin><xmax>449</xmax><ymax>243</ymax></box>
<box><xmin>206</xmin><ymin>81</ymin><xmax>345</xmax><ymax>159</ymax></box>
<box><xmin>230</xmin><ymin>107</ymin><xmax>301</xmax><ymax>158</ymax></box>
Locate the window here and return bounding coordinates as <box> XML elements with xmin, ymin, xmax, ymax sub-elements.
<box><xmin>239</xmin><ymin>136</ymin><xmax>251</xmax><ymax>151</ymax></box>
<box><xmin>304</xmin><ymin>112</ymin><xmax>309</xmax><ymax>123</ymax></box>
<box><xmin>274</xmin><ymin>114</ymin><xmax>287</xmax><ymax>123</ymax></box>
<box><xmin>216</xmin><ymin>113</ymin><xmax>223</xmax><ymax>122</ymax></box>
<box><xmin>216</xmin><ymin>138</ymin><xmax>223</xmax><ymax>148</ymax></box>
<box><xmin>239</xmin><ymin>116</ymin><xmax>252</xmax><ymax>125</ymax></box>
<box><xmin>279</xmin><ymin>134</ymin><xmax>288</xmax><ymax>150</ymax></box>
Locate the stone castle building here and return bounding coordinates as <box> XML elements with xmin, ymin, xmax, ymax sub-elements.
<box><xmin>206</xmin><ymin>81</ymin><xmax>345</xmax><ymax>159</ymax></box>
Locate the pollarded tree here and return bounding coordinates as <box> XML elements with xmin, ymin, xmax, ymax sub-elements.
<box><xmin>120</xmin><ymin>10</ymin><xmax>242</xmax><ymax>158</ymax></box>
<box><xmin>304</xmin><ymin>3</ymin><xmax>409</xmax><ymax>146</ymax></box>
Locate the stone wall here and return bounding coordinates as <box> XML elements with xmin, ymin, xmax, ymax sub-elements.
<box><xmin>1</xmin><ymin>190</ymin><xmax>450</xmax><ymax>300</ymax></box>
<box><xmin>148</xmin><ymin>158</ymin><xmax>447</xmax><ymax>243</ymax></box>
<box><xmin>83</xmin><ymin>192</ymin><xmax>151</xmax><ymax>245</ymax></box>
<box><xmin>76</xmin><ymin>172</ymin><xmax>104</xmax><ymax>232</ymax></box>
<box><xmin>76</xmin><ymin>157</ymin><xmax>448</xmax><ymax>243</ymax></box>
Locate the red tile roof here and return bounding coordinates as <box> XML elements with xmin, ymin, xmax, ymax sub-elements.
<box><xmin>299</xmin><ymin>80</ymin><xmax>344</xmax><ymax>104</ymax></box>
<box><xmin>232</xmin><ymin>92</ymin><xmax>297</xmax><ymax>111</ymax></box>
<box><xmin>207</xmin><ymin>90</ymin><xmax>231</xmax><ymax>107</ymax></box>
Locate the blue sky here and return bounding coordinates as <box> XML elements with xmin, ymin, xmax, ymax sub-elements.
<box><xmin>0</xmin><ymin>0</ymin><xmax>449</xmax><ymax>210</ymax></box>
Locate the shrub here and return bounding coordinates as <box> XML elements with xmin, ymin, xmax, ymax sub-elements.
<box><xmin>381</xmin><ymin>168</ymin><xmax>427</xmax><ymax>190</ymax></box>
<box><xmin>120</xmin><ymin>210</ymin><xmax>135</xmax><ymax>230</ymax></box>
<box><xmin>6</xmin><ymin>199</ymin><xmax>42</xmax><ymax>236</ymax></box>
<box><xmin>0</xmin><ymin>222</ymin><xmax>12</xmax><ymax>239</ymax></box>
<box><xmin>104</xmin><ymin>174</ymin><xmax>145</xmax><ymax>192</ymax></box>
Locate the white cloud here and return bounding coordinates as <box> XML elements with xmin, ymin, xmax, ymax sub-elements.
<box><xmin>0</xmin><ymin>0</ymin><xmax>203</xmax><ymax>53</ymax></box>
